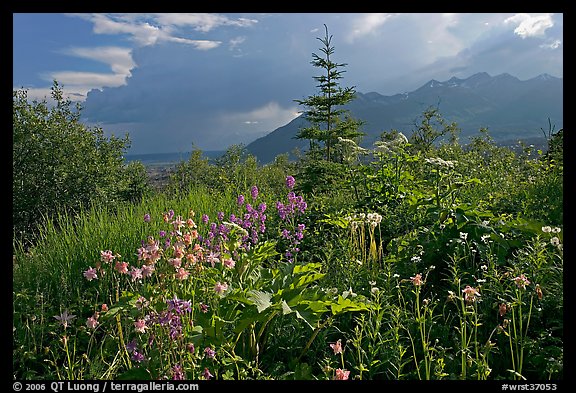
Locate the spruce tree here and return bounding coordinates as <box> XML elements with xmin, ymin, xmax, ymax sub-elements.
<box><xmin>295</xmin><ymin>24</ymin><xmax>363</xmax><ymax>162</ymax></box>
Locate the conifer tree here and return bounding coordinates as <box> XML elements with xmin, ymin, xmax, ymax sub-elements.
<box><xmin>295</xmin><ymin>24</ymin><xmax>363</xmax><ymax>162</ymax></box>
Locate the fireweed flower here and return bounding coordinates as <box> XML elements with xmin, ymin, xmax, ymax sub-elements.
<box><xmin>172</xmin><ymin>364</ymin><xmax>184</xmax><ymax>380</ymax></box>
<box><xmin>54</xmin><ymin>310</ymin><xmax>76</xmax><ymax>329</ymax></box>
<box><xmin>513</xmin><ymin>274</ymin><xmax>530</xmax><ymax>289</ymax></box>
<box><xmin>462</xmin><ymin>285</ymin><xmax>481</xmax><ymax>304</ymax></box>
<box><xmin>132</xmin><ymin>351</ymin><xmax>145</xmax><ymax>363</ymax></box>
<box><xmin>214</xmin><ymin>282</ymin><xmax>229</xmax><ymax>295</ymax></box>
<box><xmin>83</xmin><ymin>267</ymin><xmax>98</xmax><ymax>281</ymax></box>
<box><xmin>251</xmin><ymin>185</ymin><xmax>259</xmax><ymax>200</ymax></box>
<box><xmin>330</xmin><ymin>339</ymin><xmax>343</xmax><ymax>355</ymax></box>
<box><xmin>334</xmin><ymin>368</ymin><xmax>350</xmax><ymax>380</ymax></box>
<box><xmin>410</xmin><ymin>273</ymin><xmax>423</xmax><ymax>287</ymax></box>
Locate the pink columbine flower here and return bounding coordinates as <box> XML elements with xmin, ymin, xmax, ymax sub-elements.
<box><xmin>168</xmin><ymin>257</ymin><xmax>182</xmax><ymax>269</ymax></box>
<box><xmin>330</xmin><ymin>339</ymin><xmax>343</xmax><ymax>355</ymax></box>
<box><xmin>176</xmin><ymin>268</ymin><xmax>189</xmax><ymax>280</ymax></box>
<box><xmin>129</xmin><ymin>267</ymin><xmax>143</xmax><ymax>282</ymax></box>
<box><xmin>410</xmin><ymin>273</ymin><xmax>423</xmax><ymax>287</ymax></box>
<box><xmin>499</xmin><ymin>303</ymin><xmax>508</xmax><ymax>317</ymax></box>
<box><xmin>513</xmin><ymin>274</ymin><xmax>530</xmax><ymax>289</ymax></box>
<box><xmin>101</xmin><ymin>304</ymin><xmax>109</xmax><ymax>312</ymax></box>
<box><xmin>134</xmin><ymin>319</ymin><xmax>148</xmax><ymax>333</ymax></box>
<box><xmin>200</xmin><ymin>303</ymin><xmax>209</xmax><ymax>313</ymax></box>
<box><xmin>100</xmin><ymin>250</ymin><xmax>116</xmax><ymax>264</ymax></box>
<box><xmin>114</xmin><ymin>261</ymin><xmax>129</xmax><ymax>274</ymax></box>
<box><xmin>83</xmin><ymin>267</ymin><xmax>98</xmax><ymax>281</ymax></box>
<box><xmin>462</xmin><ymin>285</ymin><xmax>481</xmax><ymax>304</ymax></box>
<box><xmin>214</xmin><ymin>281</ymin><xmax>229</xmax><ymax>295</ymax></box>
<box><xmin>223</xmin><ymin>258</ymin><xmax>236</xmax><ymax>269</ymax></box>
<box><xmin>141</xmin><ymin>264</ymin><xmax>155</xmax><ymax>278</ymax></box>
<box><xmin>334</xmin><ymin>368</ymin><xmax>350</xmax><ymax>380</ymax></box>
<box><xmin>86</xmin><ymin>315</ymin><xmax>99</xmax><ymax>329</ymax></box>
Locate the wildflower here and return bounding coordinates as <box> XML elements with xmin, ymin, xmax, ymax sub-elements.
<box><xmin>143</xmin><ymin>213</ymin><xmax>151</xmax><ymax>223</ymax></box>
<box><xmin>204</xmin><ymin>347</ymin><xmax>216</xmax><ymax>359</ymax></box>
<box><xmin>135</xmin><ymin>296</ymin><xmax>149</xmax><ymax>310</ymax></box>
<box><xmin>134</xmin><ymin>319</ymin><xmax>148</xmax><ymax>333</ymax></box>
<box><xmin>101</xmin><ymin>304</ymin><xmax>108</xmax><ymax>312</ymax></box>
<box><xmin>513</xmin><ymin>274</ymin><xmax>530</xmax><ymax>289</ymax></box>
<box><xmin>100</xmin><ymin>250</ymin><xmax>116</xmax><ymax>263</ymax></box>
<box><xmin>83</xmin><ymin>267</ymin><xmax>98</xmax><ymax>281</ymax></box>
<box><xmin>214</xmin><ymin>282</ymin><xmax>229</xmax><ymax>295</ymax></box>
<box><xmin>286</xmin><ymin>176</ymin><xmax>295</xmax><ymax>190</ymax></box>
<box><xmin>342</xmin><ymin>287</ymin><xmax>357</xmax><ymax>298</ymax></box>
<box><xmin>462</xmin><ymin>285</ymin><xmax>481</xmax><ymax>304</ymax></box>
<box><xmin>499</xmin><ymin>303</ymin><xmax>508</xmax><ymax>317</ymax></box>
<box><xmin>460</xmin><ymin>232</ymin><xmax>468</xmax><ymax>241</ymax></box>
<box><xmin>330</xmin><ymin>339</ymin><xmax>343</xmax><ymax>355</ymax></box>
<box><xmin>54</xmin><ymin>310</ymin><xmax>76</xmax><ymax>329</ymax></box>
<box><xmin>237</xmin><ymin>194</ymin><xmax>245</xmax><ymax>206</ymax></box>
<box><xmin>223</xmin><ymin>258</ymin><xmax>236</xmax><ymax>269</ymax></box>
<box><xmin>187</xmin><ymin>343</ymin><xmax>195</xmax><ymax>354</ymax></box>
<box><xmin>550</xmin><ymin>237</ymin><xmax>560</xmax><ymax>246</ymax></box>
<box><xmin>202</xmin><ymin>367</ymin><xmax>213</xmax><ymax>380</ymax></box>
<box><xmin>172</xmin><ymin>364</ymin><xmax>184</xmax><ymax>380</ymax></box>
<box><xmin>410</xmin><ymin>273</ymin><xmax>423</xmax><ymax>287</ymax></box>
<box><xmin>541</xmin><ymin>226</ymin><xmax>552</xmax><ymax>233</ymax></box>
<box><xmin>114</xmin><ymin>261</ymin><xmax>129</xmax><ymax>274</ymax></box>
<box><xmin>141</xmin><ymin>264</ymin><xmax>155</xmax><ymax>278</ymax></box>
<box><xmin>175</xmin><ymin>268</ymin><xmax>189</xmax><ymax>280</ymax></box>
<box><xmin>481</xmin><ymin>234</ymin><xmax>491</xmax><ymax>244</ymax></box>
<box><xmin>126</xmin><ymin>339</ymin><xmax>138</xmax><ymax>353</ymax></box>
<box><xmin>371</xmin><ymin>287</ymin><xmax>380</xmax><ymax>295</ymax></box>
<box><xmin>480</xmin><ymin>265</ymin><xmax>488</xmax><ymax>271</ymax></box>
<box><xmin>86</xmin><ymin>315</ymin><xmax>99</xmax><ymax>329</ymax></box>
<box><xmin>132</xmin><ymin>351</ymin><xmax>145</xmax><ymax>363</ymax></box>
<box><xmin>199</xmin><ymin>303</ymin><xmax>209</xmax><ymax>313</ymax></box>
<box><xmin>551</xmin><ymin>227</ymin><xmax>561</xmax><ymax>233</ymax></box>
<box><xmin>251</xmin><ymin>185</ymin><xmax>259</xmax><ymax>200</ymax></box>
<box><xmin>535</xmin><ymin>284</ymin><xmax>543</xmax><ymax>300</ymax></box>
<box><xmin>411</xmin><ymin>255</ymin><xmax>422</xmax><ymax>263</ymax></box>
<box><xmin>334</xmin><ymin>368</ymin><xmax>350</xmax><ymax>380</ymax></box>
<box><xmin>129</xmin><ymin>267</ymin><xmax>143</xmax><ymax>282</ymax></box>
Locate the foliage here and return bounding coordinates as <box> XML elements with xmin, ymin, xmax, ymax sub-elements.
<box><xmin>13</xmin><ymin>81</ymin><xmax>149</xmax><ymax>246</ymax></box>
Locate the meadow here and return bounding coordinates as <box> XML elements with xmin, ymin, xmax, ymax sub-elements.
<box><xmin>13</xmin><ymin>128</ymin><xmax>563</xmax><ymax>382</ymax></box>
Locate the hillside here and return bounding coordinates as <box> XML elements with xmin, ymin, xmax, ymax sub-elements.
<box><xmin>246</xmin><ymin>72</ymin><xmax>562</xmax><ymax>163</ymax></box>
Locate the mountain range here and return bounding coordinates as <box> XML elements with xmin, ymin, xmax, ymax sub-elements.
<box><xmin>245</xmin><ymin>72</ymin><xmax>563</xmax><ymax>163</ymax></box>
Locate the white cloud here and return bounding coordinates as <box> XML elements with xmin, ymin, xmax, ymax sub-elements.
<box><xmin>540</xmin><ymin>39</ymin><xmax>562</xmax><ymax>49</ymax></box>
<box><xmin>220</xmin><ymin>101</ymin><xmax>300</xmax><ymax>132</ymax></box>
<box><xmin>61</xmin><ymin>46</ymin><xmax>135</xmax><ymax>75</ymax></box>
<box><xmin>504</xmin><ymin>13</ymin><xmax>554</xmax><ymax>38</ymax></box>
<box><xmin>346</xmin><ymin>13</ymin><xmax>397</xmax><ymax>43</ymax></box>
<box><xmin>14</xmin><ymin>85</ymin><xmax>95</xmax><ymax>102</ymax></box>
<box><xmin>152</xmin><ymin>13</ymin><xmax>258</xmax><ymax>32</ymax></box>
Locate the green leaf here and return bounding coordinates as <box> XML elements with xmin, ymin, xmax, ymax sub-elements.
<box><xmin>247</xmin><ymin>290</ymin><xmax>273</xmax><ymax>313</ymax></box>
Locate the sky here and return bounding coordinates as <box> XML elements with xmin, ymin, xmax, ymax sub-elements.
<box><xmin>12</xmin><ymin>13</ymin><xmax>563</xmax><ymax>155</ymax></box>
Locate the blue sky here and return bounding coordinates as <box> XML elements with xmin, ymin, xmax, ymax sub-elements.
<box><xmin>12</xmin><ymin>13</ymin><xmax>563</xmax><ymax>154</ymax></box>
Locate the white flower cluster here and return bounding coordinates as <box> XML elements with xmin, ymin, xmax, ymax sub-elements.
<box><xmin>345</xmin><ymin>212</ymin><xmax>383</xmax><ymax>228</ymax></box>
<box><xmin>373</xmin><ymin>132</ymin><xmax>408</xmax><ymax>154</ymax></box>
<box><xmin>424</xmin><ymin>157</ymin><xmax>456</xmax><ymax>169</ymax></box>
